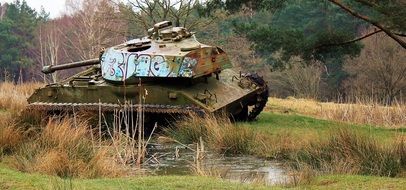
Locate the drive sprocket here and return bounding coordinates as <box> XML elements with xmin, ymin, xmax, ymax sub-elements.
<box><xmin>239</xmin><ymin>72</ymin><xmax>269</xmax><ymax>121</ymax></box>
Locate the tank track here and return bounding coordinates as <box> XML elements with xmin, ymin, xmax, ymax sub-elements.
<box><xmin>27</xmin><ymin>102</ymin><xmax>204</xmax><ymax>114</ymax></box>
<box><xmin>244</xmin><ymin>73</ymin><xmax>269</xmax><ymax>121</ymax></box>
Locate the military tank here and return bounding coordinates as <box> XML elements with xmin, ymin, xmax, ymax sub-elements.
<box><xmin>28</xmin><ymin>21</ymin><xmax>269</xmax><ymax>121</ymax></box>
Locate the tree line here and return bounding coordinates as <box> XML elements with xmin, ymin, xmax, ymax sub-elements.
<box><xmin>0</xmin><ymin>0</ymin><xmax>404</xmax><ymax>104</ymax></box>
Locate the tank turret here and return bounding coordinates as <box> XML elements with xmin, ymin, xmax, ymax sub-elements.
<box><xmin>100</xmin><ymin>21</ymin><xmax>231</xmax><ymax>82</ymax></box>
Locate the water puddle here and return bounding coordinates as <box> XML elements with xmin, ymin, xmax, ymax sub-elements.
<box><xmin>144</xmin><ymin>143</ymin><xmax>290</xmax><ymax>185</ymax></box>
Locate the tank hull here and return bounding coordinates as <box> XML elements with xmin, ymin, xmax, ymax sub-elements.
<box><xmin>28</xmin><ymin>69</ymin><xmax>268</xmax><ymax>120</ymax></box>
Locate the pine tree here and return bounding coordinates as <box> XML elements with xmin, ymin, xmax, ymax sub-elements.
<box><xmin>0</xmin><ymin>0</ymin><xmax>41</xmax><ymax>81</ymax></box>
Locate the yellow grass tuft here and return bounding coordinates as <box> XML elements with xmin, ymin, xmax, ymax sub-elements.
<box><xmin>0</xmin><ymin>125</ymin><xmax>24</xmax><ymax>153</ymax></box>
<box><xmin>88</xmin><ymin>149</ymin><xmax>126</xmax><ymax>178</ymax></box>
<box><xmin>253</xmin><ymin>130</ymin><xmax>313</xmax><ymax>160</ymax></box>
<box><xmin>0</xmin><ymin>82</ymin><xmax>42</xmax><ymax>114</ymax></box>
<box><xmin>0</xmin><ymin>82</ymin><xmax>144</xmax><ymax>178</ymax></box>
<box><xmin>267</xmin><ymin>97</ymin><xmax>406</xmax><ymax>128</ymax></box>
<box><xmin>293</xmin><ymin>128</ymin><xmax>405</xmax><ymax>177</ymax></box>
<box><xmin>166</xmin><ymin>113</ymin><xmax>256</xmax><ymax>155</ymax></box>
<box><xmin>41</xmin><ymin>117</ymin><xmax>90</xmax><ymax>151</ymax></box>
<box><xmin>35</xmin><ymin>149</ymin><xmax>70</xmax><ymax>176</ymax></box>
<box><xmin>5</xmin><ymin>116</ymin><xmax>131</xmax><ymax>178</ymax></box>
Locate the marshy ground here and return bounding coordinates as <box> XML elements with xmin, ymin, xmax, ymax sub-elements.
<box><xmin>0</xmin><ymin>82</ymin><xmax>405</xmax><ymax>189</ymax></box>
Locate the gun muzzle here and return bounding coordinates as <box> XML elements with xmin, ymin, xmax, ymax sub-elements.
<box><xmin>42</xmin><ymin>58</ymin><xmax>99</xmax><ymax>74</ymax></box>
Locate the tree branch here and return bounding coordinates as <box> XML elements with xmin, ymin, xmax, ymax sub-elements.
<box><xmin>355</xmin><ymin>0</ymin><xmax>376</xmax><ymax>8</ymax></box>
<box><xmin>328</xmin><ymin>0</ymin><xmax>406</xmax><ymax>49</ymax></box>
<box><xmin>394</xmin><ymin>32</ymin><xmax>406</xmax><ymax>37</ymax></box>
<box><xmin>316</xmin><ymin>29</ymin><xmax>383</xmax><ymax>49</ymax></box>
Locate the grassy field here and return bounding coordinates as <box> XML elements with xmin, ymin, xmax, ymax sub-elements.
<box><xmin>0</xmin><ymin>165</ymin><xmax>270</xmax><ymax>190</ymax></box>
<box><xmin>242</xmin><ymin>112</ymin><xmax>404</xmax><ymax>146</ymax></box>
<box><xmin>266</xmin><ymin>97</ymin><xmax>406</xmax><ymax>128</ymax></box>
<box><xmin>1</xmin><ymin>164</ymin><xmax>405</xmax><ymax>190</ymax></box>
<box><xmin>0</xmin><ymin>82</ymin><xmax>405</xmax><ymax>189</ymax></box>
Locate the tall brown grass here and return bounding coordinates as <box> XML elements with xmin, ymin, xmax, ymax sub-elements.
<box><xmin>0</xmin><ymin>81</ymin><xmax>158</xmax><ymax>177</ymax></box>
<box><xmin>7</xmin><ymin>117</ymin><xmax>130</xmax><ymax>178</ymax></box>
<box><xmin>0</xmin><ymin>82</ymin><xmax>38</xmax><ymax>155</ymax></box>
<box><xmin>165</xmin><ymin>113</ymin><xmax>256</xmax><ymax>155</ymax></box>
<box><xmin>0</xmin><ymin>82</ymin><xmax>42</xmax><ymax>114</ymax></box>
<box><xmin>252</xmin><ymin>130</ymin><xmax>314</xmax><ymax>160</ymax></box>
<box><xmin>168</xmin><ymin>113</ymin><xmax>405</xmax><ymax>179</ymax></box>
<box><xmin>267</xmin><ymin>97</ymin><xmax>406</xmax><ymax>128</ymax></box>
<box><xmin>292</xmin><ymin>129</ymin><xmax>405</xmax><ymax>177</ymax></box>
<box><xmin>0</xmin><ymin>125</ymin><xmax>24</xmax><ymax>153</ymax></box>
<box><xmin>0</xmin><ymin>82</ymin><xmax>155</xmax><ymax>178</ymax></box>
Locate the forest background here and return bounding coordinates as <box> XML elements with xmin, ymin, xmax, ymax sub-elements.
<box><xmin>0</xmin><ymin>0</ymin><xmax>405</xmax><ymax>104</ymax></box>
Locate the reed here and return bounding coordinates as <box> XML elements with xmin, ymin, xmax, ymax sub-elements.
<box><xmin>189</xmin><ymin>137</ymin><xmax>230</xmax><ymax>178</ymax></box>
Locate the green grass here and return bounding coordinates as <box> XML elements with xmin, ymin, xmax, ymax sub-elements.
<box><xmin>1</xmin><ymin>165</ymin><xmax>405</xmax><ymax>190</ymax></box>
<box><xmin>301</xmin><ymin>175</ymin><xmax>406</xmax><ymax>190</ymax></box>
<box><xmin>0</xmin><ymin>166</ymin><xmax>271</xmax><ymax>190</ymax></box>
<box><xmin>2</xmin><ymin>111</ymin><xmax>405</xmax><ymax>189</ymax></box>
<box><xmin>240</xmin><ymin>112</ymin><xmax>404</xmax><ymax>144</ymax></box>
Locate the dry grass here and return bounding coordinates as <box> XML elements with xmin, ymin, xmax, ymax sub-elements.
<box><xmin>167</xmin><ymin>112</ymin><xmax>405</xmax><ymax>179</ymax></box>
<box><xmin>292</xmin><ymin>129</ymin><xmax>405</xmax><ymax>177</ymax></box>
<box><xmin>165</xmin><ymin>113</ymin><xmax>256</xmax><ymax>155</ymax></box>
<box><xmin>7</xmin><ymin>117</ymin><xmax>129</xmax><ymax>178</ymax></box>
<box><xmin>189</xmin><ymin>137</ymin><xmax>232</xmax><ymax>179</ymax></box>
<box><xmin>35</xmin><ymin>149</ymin><xmax>71</xmax><ymax>176</ymax></box>
<box><xmin>0</xmin><ymin>82</ymin><xmax>40</xmax><ymax>147</ymax></box>
<box><xmin>0</xmin><ymin>125</ymin><xmax>24</xmax><ymax>153</ymax></box>
<box><xmin>205</xmin><ymin>115</ymin><xmax>255</xmax><ymax>155</ymax></box>
<box><xmin>0</xmin><ymin>82</ymin><xmax>42</xmax><ymax>114</ymax></box>
<box><xmin>0</xmin><ymin>82</ymin><xmax>152</xmax><ymax>178</ymax></box>
<box><xmin>1</xmin><ymin>82</ymin><xmax>404</xmax><ymax>181</ymax></box>
<box><xmin>267</xmin><ymin>97</ymin><xmax>406</xmax><ymax>128</ymax></box>
<box><xmin>285</xmin><ymin>166</ymin><xmax>316</xmax><ymax>187</ymax></box>
<box><xmin>252</xmin><ymin>130</ymin><xmax>314</xmax><ymax>160</ymax></box>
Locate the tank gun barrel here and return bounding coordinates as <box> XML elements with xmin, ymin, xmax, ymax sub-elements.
<box><xmin>42</xmin><ymin>58</ymin><xmax>99</xmax><ymax>74</ymax></box>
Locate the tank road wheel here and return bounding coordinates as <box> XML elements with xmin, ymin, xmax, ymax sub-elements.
<box><xmin>233</xmin><ymin>105</ymin><xmax>249</xmax><ymax>121</ymax></box>
<box><xmin>242</xmin><ymin>73</ymin><xmax>269</xmax><ymax>121</ymax></box>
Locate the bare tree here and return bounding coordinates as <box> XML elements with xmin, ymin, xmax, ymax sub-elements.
<box><xmin>269</xmin><ymin>58</ymin><xmax>324</xmax><ymax>99</ymax></box>
<box><xmin>125</xmin><ymin>0</ymin><xmax>206</xmax><ymax>31</ymax></box>
<box><xmin>0</xmin><ymin>3</ymin><xmax>6</xmax><ymax>21</ymax></box>
<box><xmin>31</xmin><ymin>19</ymin><xmax>69</xmax><ymax>83</ymax></box>
<box><xmin>63</xmin><ymin>0</ymin><xmax>127</xmax><ymax>61</ymax></box>
<box><xmin>37</xmin><ymin>22</ymin><xmax>62</xmax><ymax>82</ymax></box>
<box><xmin>30</xmin><ymin>0</ymin><xmax>128</xmax><ymax>82</ymax></box>
<box><xmin>343</xmin><ymin>33</ymin><xmax>406</xmax><ymax>104</ymax></box>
